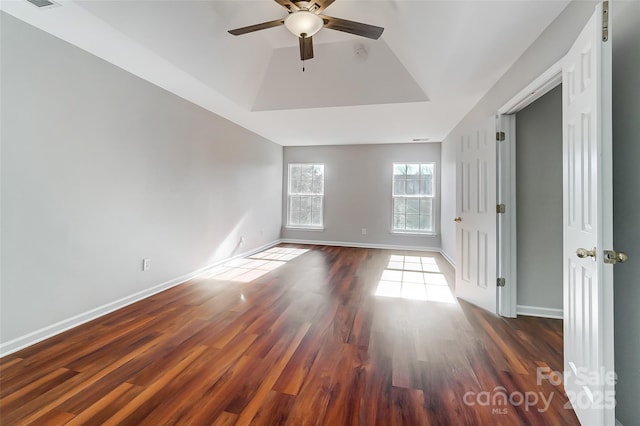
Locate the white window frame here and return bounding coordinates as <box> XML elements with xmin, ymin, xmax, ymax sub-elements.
<box><xmin>391</xmin><ymin>162</ymin><xmax>436</xmax><ymax>235</ymax></box>
<box><xmin>286</xmin><ymin>163</ymin><xmax>325</xmax><ymax>230</ymax></box>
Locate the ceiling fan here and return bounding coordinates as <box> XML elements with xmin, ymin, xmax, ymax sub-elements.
<box><xmin>228</xmin><ymin>0</ymin><xmax>384</xmax><ymax>61</ymax></box>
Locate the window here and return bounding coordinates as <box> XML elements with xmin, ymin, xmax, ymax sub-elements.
<box><xmin>392</xmin><ymin>163</ymin><xmax>434</xmax><ymax>233</ymax></box>
<box><xmin>287</xmin><ymin>163</ymin><xmax>324</xmax><ymax>229</ymax></box>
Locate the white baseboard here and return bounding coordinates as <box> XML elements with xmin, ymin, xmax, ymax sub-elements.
<box><xmin>439</xmin><ymin>250</ymin><xmax>455</xmax><ymax>267</ymax></box>
<box><xmin>280</xmin><ymin>238</ymin><xmax>441</xmax><ymax>253</ymax></box>
<box><xmin>517</xmin><ymin>304</ymin><xmax>563</xmax><ymax>319</ymax></box>
<box><xmin>0</xmin><ymin>240</ymin><xmax>280</xmax><ymax>358</ymax></box>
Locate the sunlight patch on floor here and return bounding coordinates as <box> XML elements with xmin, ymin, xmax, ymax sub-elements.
<box><xmin>206</xmin><ymin>247</ymin><xmax>309</xmax><ymax>283</ymax></box>
<box><xmin>375</xmin><ymin>255</ymin><xmax>455</xmax><ymax>303</ymax></box>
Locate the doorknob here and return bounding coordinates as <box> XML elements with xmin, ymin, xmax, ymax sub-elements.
<box><xmin>576</xmin><ymin>247</ymin><xmax>597</xmax><ymax>259</ymax></box>
<box><xmin>454</xmin><ymin>217</ymin><xmax>462</xmax><ymax>223</ymax></box>
<box><xmin>604</xmin><ymin>250</ymin><xmax>629</xmax><ymax>264</ymax></box>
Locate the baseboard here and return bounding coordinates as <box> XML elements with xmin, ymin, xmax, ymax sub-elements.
<box><xmin>439</xmin><ymin>250</ymin><xmax>455</xmax><ymax>267</ymax></box>
<box><xmin>0</xmin><ymin>240</ymin><xmax>280</xmax><ymax>358</ymax></box>
<box><xmin>280</xmin><ymin>238</ymin><xmax>441</xmax><ymax>253</ymax></box>
<box><xmin>517</xmin><ymin>304</ymin><xmax>563</xmax><ymax>319</ymax></box>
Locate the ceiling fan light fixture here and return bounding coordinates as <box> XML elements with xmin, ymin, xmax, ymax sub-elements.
<box><xmin>284</xmin><ymin>10</ymin><xmax>324</xmax><ymax>38</ymax></box>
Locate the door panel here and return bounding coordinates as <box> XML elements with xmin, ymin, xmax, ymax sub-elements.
<box><xmin>455</xmin><ymin>118</ymin><xmax>497</xmax><ymax>313</ymax></box>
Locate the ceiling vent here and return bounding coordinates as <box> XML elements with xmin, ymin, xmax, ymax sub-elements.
<box><xmin>25</xmin><ymin>0</ymin><xmax>59</xmax><ymax>8</ymax></box>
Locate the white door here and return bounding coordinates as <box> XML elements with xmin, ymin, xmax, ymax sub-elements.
<box><xmin>562</xmin><ymin>2</ymin><xmax>615</xmax><ymax>424</ymax></box>
<box><xmin>455</xmin><ymin>117</ymin><xmax>497</xmax><ymax>313</ymax></box>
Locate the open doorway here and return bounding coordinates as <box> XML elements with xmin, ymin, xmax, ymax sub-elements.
<box><xmin>496</xmin><ymin>62</ymin><xmax>563</xmax><ymax>318</ymax></box>
<box><xmin>513</xmin><ymin>84</ymin><xmax>563</xmax><ymax>318</ymax></box>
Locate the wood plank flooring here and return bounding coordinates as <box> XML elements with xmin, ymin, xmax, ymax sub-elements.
<box><xmin>0</xmin><ymin>244</ymin><xmax>579</xmax><ymax>425</ymax></box>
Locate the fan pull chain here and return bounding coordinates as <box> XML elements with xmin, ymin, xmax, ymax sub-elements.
<box><xmin>302</xmin><ymin>58</ymin><xmax>305</xmax><ymax>72</ymax></box>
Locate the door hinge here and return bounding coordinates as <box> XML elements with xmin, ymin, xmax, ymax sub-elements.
<box><xmin>496</xmin><ymin>204</ymin><xmax>506</xmax><ymax>214</ymax></box>
<box><xmin>497</xmin><ymin>277</ymin><xmax>506</xmax><ymax>287</ymax></box>
<box><xmin>602</xmin><ymin>1</ymin><xmax>609</xmax><ymax>42</ymax></box>
<box><xmin>496</xmin><ymin>131</ymin><xmax>505</xmax><ymax>141</ymax></box>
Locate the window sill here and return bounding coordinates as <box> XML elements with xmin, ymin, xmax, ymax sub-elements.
<box><xmin>390</xmin><ymin>230</ymin><xmax>437</xmax><ymax>236</ymax></box>
<box><xmin>285</xmin><ymin>226</ymin><xmax>325</xmax><ymax>232</ymax></box>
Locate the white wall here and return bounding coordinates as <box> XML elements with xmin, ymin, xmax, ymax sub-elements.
<box><xmin>611</xmin><ymin>2</ymin><xmax>640</xmax><ymax>423</ymax></box>
<box><xmin>0</xmin><ymin>13</ymin><xmax>282</xmax><ymax>353</ymax></box>
<box><xmin>515</xmin><ymin>85</ymin><xmax>563</xmax><ymax>312</ymax></box>
<box><xmin>440</xmin><ymin>1</ymin><xmax>597</xmax><ymax>261</ymax></box>
<box><xmin>282</xmin><ymin>143</ymin><xmax>441</xmax><ymax>250</ymax></box>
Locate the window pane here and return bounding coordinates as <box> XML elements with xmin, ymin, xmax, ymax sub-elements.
<box><xmin>301</xmin><ymin>196</ymin><xmax>312</xmax><ymax>210</ymax></box>
<box><xmin>407</xmin><ymin>164</ymin><xmax>420</xmax><ymax>176</ymax></box>
<box><xmin>290</xmin><ymin>210</ymin><xmax>300</xmax><ymax>226</ymax></box>
<box><xmin>406</xmin><ymin>178</ymin><xmax>419</xmax><ymax>195</ymax></box>
<box><xmin>312</xmin><ymin>196</ymin><xmax>322</xmax><ymax>212</ymax></box>
<box><xmin>290</xmin><ymin>165</ymin><xmax>301</xmax><ymax>181</ymax></box>
<box><xmin>301</xmin><ymin>177</ymin><xmax>311</xmax><ymax>193</ymax></box>
<box><xmin>291</xmin><ymin>196</ymin><xmax>301</xmax><ymax>211</ymax></box>
<box><xmin>420</xmin><ymin>212</ymin><xmax>432</xmax><ymax>232</ymax></box>
<box><xmin>394</xmin><ymin>214</ymin><xmax>405</xmax><ymax>229</ymax></box>
<box><xmin>406</xmin><ymin>214</ymin><xmax>420</xmax><ymax>230</ymax></box>
<box><xmin>420</xmin><ymin>198</ymin><xmax>432</xmax><ymax>213</ymax></box>
<box><xmin>393</xmin><ymin>179</ymin><xmax>406</xmax><ymax>195</ymax></box>
<box><xmin>312</xmin><ymin>211</ymin><xmax>322</xmax><ymax>226</ymax></box>
<box><xmin>420</xmin><ymin>163</ymin><xmax>433</xmax><ymax>176</ymax></box>
<box><xmin>393</xmin><ymin>164</ymin><xmax>406</xmax><ymax>176</ymax></box>
<box><xmin>407</xmin><ymin>199</ymin><xmax>420</xmax><ymax>214</ymax></box>
<box><xmin>290</xmin><ymin>178</ymin><xmax>299</xmax><ymax>194</ymax></box>
<box><xmin>394</xmin><ymin>198</ymin><xmax>405</xmax><ymax>214</ymax></box>
<box><xmin>300</xmin><ymin>210</ymin><xmax>312</xmax><ymax>225</ymax></box>
<box><xmin>420</xmin><ymin>177</ymin><xmax>433</xmax><ymax>196</ymax></box>
<box><xmin>312</xmin><ymin>176</ymin><xmax>323</xmax><ymax>194</ymax></box>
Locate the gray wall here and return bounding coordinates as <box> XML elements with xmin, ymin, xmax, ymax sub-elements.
<box><xmin>0</xmin><ymin>13</ymin><xmax>282</xmax><ymax>348</ymax></box>
<box><xmin>282</xmin><ymin>143</ymin><xmax>441</xmax><ymax>249</ymax></box>
<box><xmin>612</xmin><ymin>2</ymin><xmax>640</xmax><ymax>424</ymax></box>
<box><xmin>440</xmin><ymin>1</ymin><xmax>597</xmax><ymax>261</ymax></box>
<box><xmin>515</xmin><ymin>85</ymin><xmax>563</xmax><ymax>311</ymax></box>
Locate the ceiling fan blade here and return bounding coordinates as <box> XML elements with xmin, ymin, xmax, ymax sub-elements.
<box><xmin>273</xmin><ymin>0</ymin><xmax>300</xmax><ymax>12</ymax></box>
<box><xmin>228</xmin><ymin>18</ymin><xmax>285</xmax><ymax>36</ymax></box>
<box><xmin>307</xmin><ymin>0</ymin><xmax>336</xmax><ymax>13</ymax></box>
<box><xmin>299</xmin><ymin>35</ymin><xmax>314</xmax><ymax>61</ymax></box>
<box><xmin>320</xmin><ymin>15</ymin><xmax>384</xmax><ymax>39</ymax></box>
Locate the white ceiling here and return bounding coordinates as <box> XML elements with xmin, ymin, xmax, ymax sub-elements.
<box><xmin>1</xmin><ymin>0</ymin><xmax>570</xmax><ymax>146</ymax></box>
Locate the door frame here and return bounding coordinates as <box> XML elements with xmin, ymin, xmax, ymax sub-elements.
<box><xmin>496</xmin><ymin>60</ymin><xmax>563</xmax><ymax>318</ymax></box>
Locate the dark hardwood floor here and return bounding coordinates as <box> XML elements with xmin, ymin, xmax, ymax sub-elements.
<box><xmin>0</xmin><ymin>244</ymin><xmax>579</xmax><ymax>425</ymax></box>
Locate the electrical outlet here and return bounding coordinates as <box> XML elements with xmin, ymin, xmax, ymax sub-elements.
<box><xmin>142</xmin><ymin>258</ymin><xmax>151</xmax><ymax>271</ymax></box>
<box><xmin>362</xmin><ymin>228</ymin><xmax>367</xmax><ymax>235</ymax></box>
